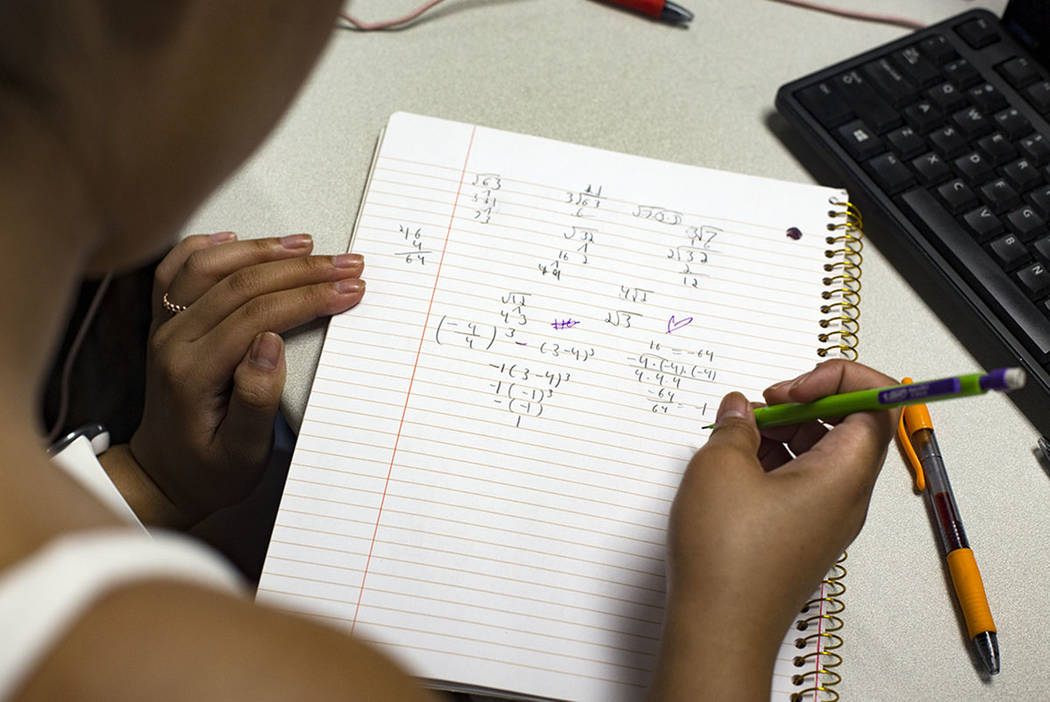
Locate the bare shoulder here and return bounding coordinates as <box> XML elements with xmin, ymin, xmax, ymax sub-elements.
<box><xmin>15</xmin><ymin>579</ymin><xmax>434</xmax><ymax>702</ymax></box>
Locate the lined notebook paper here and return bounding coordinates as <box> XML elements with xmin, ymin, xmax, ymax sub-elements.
<box><xmin>257</xmin><ymin>112</ymin><xmax>859</xmax><ymax>701</ymax></box>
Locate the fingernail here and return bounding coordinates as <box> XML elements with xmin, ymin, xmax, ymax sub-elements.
<box><xmin>716</xmin><ymin>392</ymin><xmax>749</xmax><ymax>423</ymax></box>
<box><xmin>210</xmin><ymin>231</ymin><xmax>237</xmax><ymax>243</ymax></box>
<box><xmin>333</xmin><ymin>253</ymin><xmax>363</xmax><ymax>268</ymax></box>
<box><xmin>249</xmin><ymin>331</ymin><xmax>281</xmax><ymax>371</ymax></box>
<box><xmin>280</xmin><ymin>234</ymin><xmax>312</xmax><ymax>249</ymax></box>
<box><xmin>334</xmin><ymin>278</ymin><xmax>364</xmax><ymax>294</ymax></box>
<box><xmin>765</xmin><ymin>379</ymin><xmax>790</xmax><ymax>393</ymax></box>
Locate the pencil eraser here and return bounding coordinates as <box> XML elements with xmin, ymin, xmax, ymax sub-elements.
<box><xmin>1003</xmin><ymin>367</ymin><xmax>1026</xmax><ymax>391</ymax></box>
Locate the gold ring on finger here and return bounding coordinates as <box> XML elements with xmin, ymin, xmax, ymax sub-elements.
<box><xmin>162</xmin><ymin>292</ymin><xmax>188</xmax><ymax>315</ymax></box>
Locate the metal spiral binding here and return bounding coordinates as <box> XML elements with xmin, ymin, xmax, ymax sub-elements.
<box><xmin>818</xmin><ymin>198</ymin><xmax>863</xmax><ymax>361</ymax></box>
<box><xmin>789</xmin><ymin>551</ymin><xmax>848</xmax><ymax>701</ymax></box>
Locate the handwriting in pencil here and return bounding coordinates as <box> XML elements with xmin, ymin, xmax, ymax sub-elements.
<box><xmin>537</xmin><ymin>260</ymin><xmax>562</xmax><ymax>280</ymax></box>
<box><xmin>686</xmin><ymin>224</ymin><xmax>721</xmax><ymax>250</ymax></box>
<box><xmin>397</xmin><ymin>224</ymin><xmax>429</xmax><ymax>265</ymax></box>
<box><xmin>562</xmin><ymin>226</ymin><xmax>595</xmax><ymax>265</ymax></box>
<box><xmin>566</xmin><ymin>184</ymin><xmax>603</xmax><ymax>218</ymax></box>
<box><xmin>500</xmin><ymin>292</ymin><xmax>529</xmax><ymax>342</ymax></box>
<box><xmin>604</xmin><ymin>310</ymin><xmax>635</xmax><ymax>328</ymax></box>
<box><xmin>539</xmin><ymin>341</ymin><xmax>595</xmax><ymax>363</ymax></box>
<box><xmin>634</xmin><ymin>351</ymin><xmax>717</xmax><ymax>381</ymax></box>
<box><xmin>649</xmin><ymin>339</ymin><xmax>715</xmax><ymax>363</ymax></box>
<box><xmin>666</xmin><ymin>315</ymin><xmax>693</xmax><ymax>334</ymax></box>
<box><xmin>628</xmin><ymin>341</ymin><xmax>718</xmax><ymax>416</ymax></box>
<box><xmin>434</xmin><ymin>315</ymin><xmax>496</xmax><ymax>351</ymax></box>
<box><xmin>676</xmin><ymin>225</ymin><xmax>721</xmax><ymax>288</ymax></box>
<box><xmin>666</xmin><ymin>246</ymin><xmax>708</xmax><ymax>264</ymax></box>
<box><xmin>633</xmin><ymin>204</ymin><xmax>683</xmax><ymax>225</ymax></box>
<box><xmin>472</xmin><ymin>172</ymin><xmax>502</xmax><ymax>189</ymax></box>
<box><xmin>619</xmin><ymin>286</ymin><xmax>652</xmax><ymax>304</ymax></box>
<box><xmin>489</xmin><ymin>363</ymin><xmax>572</xmax><ymax>428</ymax></box>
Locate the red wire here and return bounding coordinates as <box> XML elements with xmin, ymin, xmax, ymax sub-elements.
<box><xmin>342</xmin><ymin>0</ymin><xmax>925</xmax><ymax>31</ymax></box>
<box><xmin>766</xmin><ymin>0</ymin><xmax>925</xmax><ymax>30</ymax></box>
<box><xmin>340</xmin><ymin>0</ymin><xmax>452</xmax><ymax>30</ymax></box>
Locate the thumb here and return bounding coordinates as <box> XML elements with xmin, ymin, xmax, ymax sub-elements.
<box><xmin>703</xmin><ymin>392</ymin><xmax>761</xmax><ymax>459</ymax></box>
<box><xmin>220</xmin><ymin>331</ymin><xmax>286</xmax><ymax>460</ymax></box>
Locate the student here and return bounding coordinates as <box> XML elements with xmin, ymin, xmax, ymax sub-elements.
<box><xmin>0</xmin><ymin>2</ymin><xmax>897</xmax><ymax>700</ymax></box>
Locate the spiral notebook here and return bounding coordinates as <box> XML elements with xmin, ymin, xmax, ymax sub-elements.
<box><xmin>257</xmin><ymin>112</ymin><xmax>863</xmax><ymax>701</ymax></box>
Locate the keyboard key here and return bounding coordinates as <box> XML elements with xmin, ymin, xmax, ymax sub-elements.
<box><xmin>866</xmin><ymin>152</ymin><xmax>915</xmax><ymax>193</ymax></box>
<box><xmin>836</xmin><ymin>119</ymin><xmax>884</xmax><ymax>160</ymax></box>
<box><xmin>904</xmin><ymin>101</ymin><xmax>943</xmax><ymax>133</ymax></box>
<box><xmin>1025</xmin><ymin>80</ymin><xmax>1050</xmax><ymax>114</ymax></box>
<box><xmin>920</xmin><ymin>35</ymin><xmax>957</xmax><ymax>62</ymax></box>
<box><xmin>967</xmin><ymin>83</ymin><xmax>1008</xmax><ymax>113</ymax></box>
<box><xmin>798</xmin><ymin>82</ymin><xmax>854</xmax><ymax>128</ymax></box>
<box><xmin>893</xmin><ymin>46</ymin><xmax>941</xmax><ymax>88</ymax></box>
<box><xmin>930</xmin><ymin>125</ymin><xmax>968</xmax><ymax>157</ymax></box>
<box><xmin>953</xmin><ymin>151</ymin><xmax>994</xmax><ymax>180</ymax></box>
<box><xmin>1028</xmin><ymin>184</ymin><xmax>1050</xmax><ymax>216</ymax></box>
<box><xmin>1006</xmin><ymin>204</ymin><xmax>1045</xmax><ymax>240</ymax></box>
<box><xmin>944</xmin><ymin>59</ymin><xmax>981</xmax><ymax>88</ymax></box>
<box><xmin>1018</xmin><ymin>134</ymin><xmax>1050</xmax><ymax>165</ymax></box>
<box><xmin>886</xmin><ymin>125</ymin><xmax>925</xmax><ymax>158</ymax></box>
<box><xmin>1003</xmin><ymin>158</ymin><xmax>1041</xmax><ymax>191</ymax></box>
<box><xmin>990</xmin><ymin>234</ymin><xmax>1030</xmax><ymax>269</ymax></box>
<box><xmin>962</xmin><ymin>205</ymin><xmax>1005</xmax><ymax>241</ymax></box>
<box><xmin>911</xmin><ymin>152</ymin><xmax>951</xmax><ymax>184</ymax></box>
<box><xmin>927</xmin><ymin>82</ymin><xmax>967</xmax><ymax>112</ymax></box>
<box><xmin>997</xmin><ymin>57</ymin><xmax>1040</xmax><ymax>89</ymax></box>
<box><xmin>832</xmin><ymin>70</ymin><xmax>900</xmax><ymax>132</ymax></box>
<box><xmin>938</xmin><ymin>178</ymin><xmax>978</xmax><ymax>213</ymax></box>
<box><xmin>862</xmin><ymin>58</ymin><xmax>917</xmax><ymax>107</ymax></box>
<box><xmin>980</xmin><ymin>178</ymin><xmax>1020</xmax><ymax>212</ymax></box>
<box><xmin>977</xmin><ymin>133</ymin><xmax>1016</xmax><ymax>165</ymax></box>
<box><xmin>951</xmin><ymin>106</ymin><xmax>991</xmax><ymax>137</ymax></box>
<box><xmin>1017</xmin><ymin>261</ymin><xmax>1050</xmax><ymax>297</ymax></box>
<box><xmin>1033</xmin><ymin>235</ymin><xmax>1050</xmax><ymax>262</ymax></box>
<box><xmin>901</xmin><ymin>188</ymin><xmax>1050</xmax><ymax>359</ymax></box>
<box><xmin>993</xmin><ymin>107</ymin><xmax>1031</xmax><ymax>139</ymax></box>
<box><xmin>955</xmin><ymin>17</ymin><xmax>1000</xmax><ymax>49</ymax></box>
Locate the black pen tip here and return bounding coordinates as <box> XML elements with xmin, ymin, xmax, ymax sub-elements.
<box><xmin>974</xmin><ymin>631</ymin><xmax>1000</xmax><ymax>675</ymax></box>
<box><xmin>662</xmin><ymin>1</ymin><xmax>694</xmax><ymax>24</ymax></box>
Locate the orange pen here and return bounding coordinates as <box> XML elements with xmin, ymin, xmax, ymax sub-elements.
<box><xmin>897</xmin><ymin>378</ymin><xmax>1000</xmax><ymax>675</ymax></box>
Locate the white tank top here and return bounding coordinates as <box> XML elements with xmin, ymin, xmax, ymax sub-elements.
<box><xmin>0</xmin><ymin>530</ymin><xmax>242</xmax><ymax>700</ymax></box>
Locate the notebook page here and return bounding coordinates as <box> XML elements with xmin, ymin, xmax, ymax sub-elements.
<box><xmin>258</xmin><ymin>112</ymin><xmax>846</xmax><ymax>701</ymax></box>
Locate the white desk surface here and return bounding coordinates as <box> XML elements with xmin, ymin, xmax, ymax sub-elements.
<box><xmin>185</xmin><ymin>1</ymin><xmax>1050</xmax><ymax>699</ymax></box>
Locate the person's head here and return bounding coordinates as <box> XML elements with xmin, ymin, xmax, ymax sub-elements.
<box><xmin>0</xmin><ymin>1</ymin><xmax>342</xmax><ymax>274</ymax></box>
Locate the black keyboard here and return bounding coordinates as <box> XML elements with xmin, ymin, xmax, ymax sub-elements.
<box><xmin>777</xmin><ymin>9</ymin><xmax>1050</xmax><ymax>436</ymax></box>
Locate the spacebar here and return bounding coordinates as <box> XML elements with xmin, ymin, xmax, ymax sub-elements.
<box><xmin>899</xmin><ymin>188</ymin><xmax>1050</xmax><ymax>360</ymax></box>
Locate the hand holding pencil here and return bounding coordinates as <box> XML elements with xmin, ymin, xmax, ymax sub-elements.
<box><xmin>652</xmin><ymin>360</ymin><xmax>900</xmax><ymax>701</ymax></box>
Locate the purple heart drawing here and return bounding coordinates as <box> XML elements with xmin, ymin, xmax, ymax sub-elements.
<box><xmin>666</xmin><ymin>315</ymin><xmax>693</xmax><ymax>334</ymax></box>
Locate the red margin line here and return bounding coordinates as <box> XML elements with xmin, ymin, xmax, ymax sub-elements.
<box><xmin>351</xmin><ymin>125</ymin><xmax>478</xmax><ymax>632</ymax></box>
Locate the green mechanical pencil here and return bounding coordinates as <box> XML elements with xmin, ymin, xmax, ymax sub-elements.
<box><xmin>703</xmin><ymin>367</ymin><xmax>1026</xmax><ymax>430</ymax></box>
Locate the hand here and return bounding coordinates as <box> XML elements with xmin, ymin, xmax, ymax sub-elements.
<box><xmin>120</xmin><ymin>232</ymin><xmax>365</xmax><ymax>527</ymax></box>
<box><xmin>648</xmin><ymin>360</ymin><xmax>898</xmax><ymax>702</ymax></box>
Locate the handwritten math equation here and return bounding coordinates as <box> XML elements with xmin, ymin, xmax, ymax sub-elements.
<box><xmin>395</xmin><ymin>224</ymin><xmax>431</xmax><ymax>265</ymax></box>
<box><xmin>470</xmin><ymin>172</ymin><xmax>501</xmax><ymax>225</ymax></box>
<box><xmin>413</xmin><ymin>177</ymin><xmax>742</xmax><ymax>426</ymax></box>
<box><xmin>488</xmin><ymin>362</ymin><xmax>572</xmax><ymax>428</ymax></box>
<box><xmin>628</xmin><ymin>340</ymin><xmax>717</xmax><ymax>416</ymax></box>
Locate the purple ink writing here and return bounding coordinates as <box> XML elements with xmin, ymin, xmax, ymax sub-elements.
<box><xmin>786</xmin><ymin>227</ymin><xmax>803</xmax><ymax>240</ymax></box>
<box><xmin>551</xmin><ymin>319</ymin><xmax>580</xmax><ymax>330</ymax></box>
<box><xmin>666</xmin><ymin>315</ymin><xmax>693</xmax><ymax>334</ymax></box>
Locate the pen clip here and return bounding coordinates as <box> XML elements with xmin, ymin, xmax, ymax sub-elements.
<box><xmin>895</xmin><ymin>377</ymin><xmax>927</xmax><ymax>492</ymax></box>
